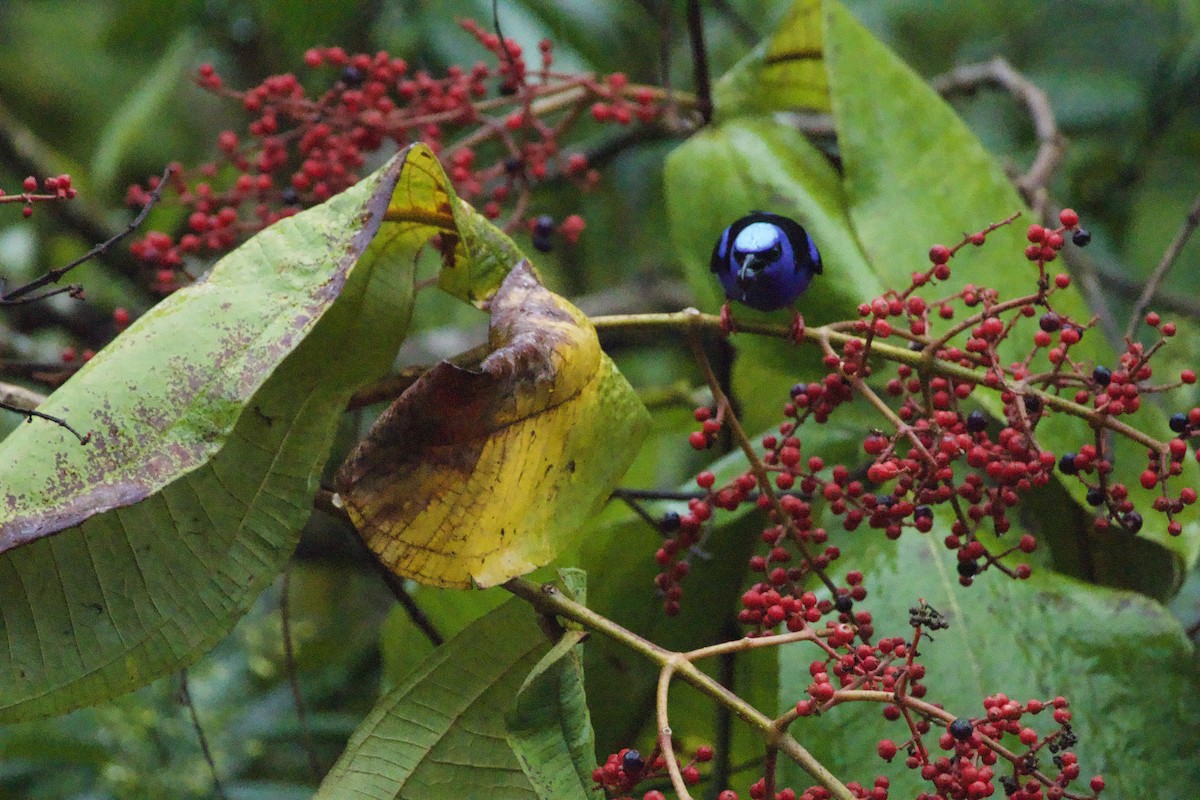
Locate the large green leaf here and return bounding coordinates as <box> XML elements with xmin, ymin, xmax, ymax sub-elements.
<box><xmin>0</xmin><ymin>145</ymin><xmax>445</xmax><ymax>720</ymax></box>
<box><xmin>506</xmin><ymin>570</ymin><xmax>602</xmax><ymax>800</ymax></box>
<box><xmin>315</xmin><ymin>596</ymin><xmax>558</xmax><ymax>800</ymax></box>
<box><xmin>778</xmin><ymin>520</ymin><xmax>1200</xmax><ymax>797</ymax></box>
<box><xmin>822</xmin><ymin>0</ymin><xmax>1199</xmax><ymax>572</ymax></box>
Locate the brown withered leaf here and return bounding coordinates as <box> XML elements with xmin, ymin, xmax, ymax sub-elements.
<box><xmin>336</xmin><ymin>261</ymin><xmax>650</xmax><ymax>588</ymax></box>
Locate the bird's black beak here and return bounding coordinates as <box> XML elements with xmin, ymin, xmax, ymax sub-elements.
<box><xmin>736</xmin><ymin>254</ymin><xmax>761</xmax><ymax>286</ymax></box>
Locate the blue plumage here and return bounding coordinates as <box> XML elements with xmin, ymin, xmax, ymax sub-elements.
<box><xmin>710</xmin><ymin>211</ymin><xmax>821</xmax><ymax>311</ymax></box>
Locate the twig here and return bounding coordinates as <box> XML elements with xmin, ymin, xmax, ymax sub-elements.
<box><xmin>1126</xmin><ymin>191</ymin><xmax>1200</xmax><ymax>339</ymax></box>
<box><xmin>179</xmin><ymin>669</ymin><xmax>228</xmax><ymax>800</ymax></box>
<box><xmin>0</xmin><ymin>381</ymin><xmax>45</xmax><ymax>409</ymax></box>
<box><xmin>590</xmin><ymin>310</ymin><xmax>1168</xmax><ymax>457</ymax></box>
<box><xmin>685</xmin><ymin>0</ymin><xmax>713</xmax><ymax>124</ymax></box>
<box><xmin>503</xmin><ymin>577</ymin><xmax>854</xmax><ymax>799</ymax></box>
<box><xmin>0</xmin><ymin>99</ymin><xmax>143</xmax><ymax>281</ymax></box>
<box><xmin>931</xmin><ymin>57</ymin><xmax>1065</xmax><ymax>217</ymax></box>
<box><xmin>1084</xmin><ymin>254</ymin><xmax>1200</xmax><ymax>319</ymax></box>
<box><xmin>281</xmin><ymin>565</ymin><xmax>322</xmax><ymax>782</ymax></box>
<box><xmin>2</xmin><ymin>402</ymin><xmax>90</xmax><ymax>444</ymax></box>
<box><xmin>2</xmin><ymin>164</ymin><xmax>174</xmax><ymax>304</ymax></box>
<box><xmin>314</xmin><ymin>489</ymin><xmax>445</xmax><ymax>647</ymax></box>
<box><xmin>684</xmin><ymin>317</ymin><xmax>838</xmax><ymax>594</ymax></box>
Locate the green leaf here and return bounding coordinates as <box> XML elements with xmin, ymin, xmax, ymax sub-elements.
<box><xmin>0</xmin><ymin>145</ymin><xmax>438</xmax><ymax>720</ymax></box>
<box><xmin>315</xmin><ymin>597</ymin><xmax>555</xmax><ymax>800</ymax></box>
<box><xmin>779</xmin><ymin>526</ymin><xmax>1200</xmax><ymax>797</ymax></box>
<box><xmin>712</xmin><ymin>0</ymin><xmax>830</xmax><ymax>119</ymax></box>
<box><xmin>506</xmin><ymin>626</ymin><xmax>602</xmax><ymax>800</ymax></box>
<box><xmin>91</xmin><ymin>31</ymin><xmax>197</xmax><ymax>192</ymax></box>
<box><xmin>822</xmin><ymin>0</ymin><xmax>1200</xmax><ymax>573</ymax></box>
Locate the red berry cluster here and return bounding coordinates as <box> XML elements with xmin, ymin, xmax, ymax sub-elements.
<box><xmin>592</xmin><ymin>744</ymin><xmax>712</xmax><ymax>799</ymax></box>
<box><xmin>0</xmin><ymin>173</ymin><xmax>76</xmax><ymax>217</ymax></box>
<box><xmin>877</xmin><ymin>693</ymin><xmax>1101</xmax><ymax>800</ymax></box>
<box><xmin>126</xmin><ymin>20</ymin><xmax>664</xmax><ymax>291</ymax></box>
<box><xmin>664</xmin><ymin>210</ymin><xmax>1194</xmax><ymax>622</ymax></box>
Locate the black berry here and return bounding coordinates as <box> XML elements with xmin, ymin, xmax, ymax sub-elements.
<box><xmin>533</xmin><ymin>214</ymin><xmax>555</xmax><ymax>238</ymax></box>
<box><xmin>1072</xmin><ymin>228</ymin><xmax>1092</xmax><ymax>247</ymax></box>
<box><xmin>948</xmin><ymin>718</ymin><xmax>974</xmax><ymax>740</ymax></box>
<box><xmin>966</xmin><ymin>409</ymin><xmax>988</xmax><ymax>433</ymax></box>
<box><xmin>1092</xmin><ymin>365</ymin><xmax>1112</xmax><ymax>386</ymax></box>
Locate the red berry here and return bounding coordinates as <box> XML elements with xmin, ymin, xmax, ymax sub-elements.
<box><xmin>1182</xmin><ymin>369</ymin><xmax>1196</xmax><ymax>384</ymax></box>
<box><xmin>22</xmin><ymin>175</ymin><xmax>37</xmax><ymax>192</ymax></box>
<box><xmin>113</xmin><ymin>307</ymin><xmax>131</xmax><ymax>327</ymax></box>
<box><xmin>696</xmin><ymin>471</ymin><xmax>716</xmax><ymax>489</ymax></box>
<box><xmin>1139</xmin><ymin>469</ymin><xmax>1158</xmax><ymax>490</ymax></box>
<box><xmin>929</xmin><ymin>244</ymin><xmax>951</xmax><ymax>264</ymax></box>
<box><xmin>1059</xmin><ymin>208</ymin><xmax>1079</xmax><ymax>227</ymax></box>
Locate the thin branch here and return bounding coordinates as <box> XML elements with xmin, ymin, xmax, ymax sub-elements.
<box><xmin>281</xmin><ymin>565</ymin><xmax>322</xmax><ymax>782</ymax></box>
<box><xmin>2</xmin><ymin>164</ymin><xmax>174</xmax><ymax>303</ymax></box>
<box><xmin>179</xmin><ymin>669</ymin><xmax>228</xmax><ymax>800</ymax></box>
<box><xmin>0</xmin><ymin>99</ymin><xmax>143</xmax><ymax>281</ymax></box>
<box><xmin>685</xmin><ymin>0</ymin><xmax>713</xmax><ymax>124</ymax></box>
<box><xmin>931</xmin><ymin>57</ymin><xmax>1065</xmax><ymax>217</ymax></box>
<box><xmin>591</xmin><ymin>310</ymin><xmax>1169</xmax><ymax>457</ymax></box>
<box><xmin>2</xmin><ymin>403</ymin><xmax>90</xmax><ymax>444</ymax></box>
<box><xmin>503</xmin><ymin>577</ymin><xmax>855</xmax><ymax>799</ymax></box>
<box><xmin>1126</xmin><ymin>191</ymin><xmax>1200</xmax><ymax>339</ymax></box>
<box><xmin>314</xmin><ymin>489</ymin><xmax>445</xmax><ymax>647</ymax></box>
<box><xmin>685</xmin><ymin>318</ymin><xmax>838</xmax><ymax>594</ymax></box>
<box><xmin>0</xmin><ymin>381</ymin><xmax>45</xmax><ymax>409</ymax></box>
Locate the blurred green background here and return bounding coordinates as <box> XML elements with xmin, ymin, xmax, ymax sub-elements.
<box><xmin>0</xmin><ymin>1</ymin><xmax>1197</xmax><ymax>797</ymax></box>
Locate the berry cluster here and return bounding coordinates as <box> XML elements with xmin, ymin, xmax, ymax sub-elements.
<box><xmin>0</xmin><ymin>173</ymin><xmax>76</xmax><ymax>218</ymax></box>
<box><xmin>605</xmin><ymin>606</ymin><xmax>1100</xmax><ymax>800</ymax></box>
<box><xmin>126</xmin><ymin>19</ymin><xmax>666</xmax><ymax>291</ymax></box>
<box><xmin>661</xmin><ymin>210</ymin><xmax>1194</xmax><ymax>628</ymax></box>
<box><xmin>592</xmin><ymin>744</ymin><xmax>712</xmax><ymax>800</ymax></box>
<box><xmin>879</xmin><ymin>693</ymin><xmax>1101</xmax><ymax>800</ymax></box>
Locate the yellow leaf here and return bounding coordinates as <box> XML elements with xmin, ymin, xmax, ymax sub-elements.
<box><xmin>381</xmin><ymin>142</ymin><xmax>523</xmax><ymax>307</ymax></box>
<box><xmin>712</xmin><ymin>0</ymin><xmax>830</xmax><ymax>117</ymax></box>
<box><xmin>336</xmin><ymin>262</ymin><xmax>650</xmax><ymax>588</ymax></box>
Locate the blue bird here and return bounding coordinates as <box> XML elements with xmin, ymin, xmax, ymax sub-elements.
<box><xmin>710</xmin><ymin>211</ymin><xmax>821</xmax><ymax>340</ymax></box>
